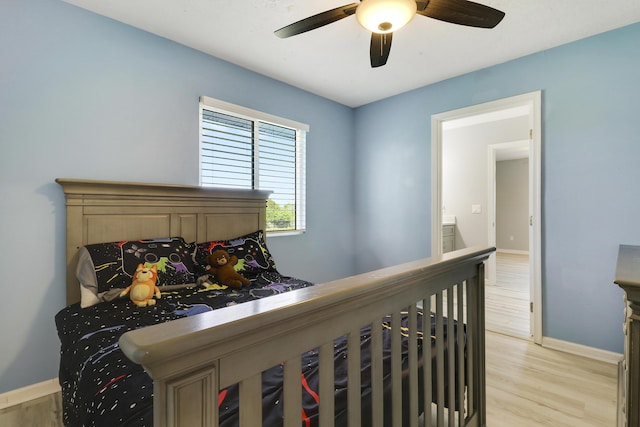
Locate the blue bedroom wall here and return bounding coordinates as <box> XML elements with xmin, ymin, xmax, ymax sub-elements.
<box><xmin>353</xmin><ymin>22</ymin><xmax>640</xmax><ymax>354</ymax></box>
<box><xmin>0</xmin><ymin>0</ymin><xmax>355</xmax><ymax>393</ymax></box>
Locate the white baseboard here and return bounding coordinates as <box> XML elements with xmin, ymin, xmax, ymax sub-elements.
<box><xmin>542</xmin><ymin>336</ymin><xmax>623</xmax><ymax>365</ymax></box>
<box><xmin>0</xmin><ymin>378</ymin><xmax>60</xmax><ymax>410</ymax></box>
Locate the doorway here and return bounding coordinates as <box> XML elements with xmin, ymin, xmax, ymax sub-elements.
<box><xmin>431</xmin><ymin>91</ymin><xmax>542</xmax><ymax>344</ymax></box>
<box><xmin>488</xmin><ymin>142</ymin><xmax>531</xmax><ymax>338</ymax></box>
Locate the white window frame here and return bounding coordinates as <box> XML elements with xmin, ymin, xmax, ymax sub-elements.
<box><xmin>199</xmin><ymin>96</ymin><xmax>308</xmax><ymax>234</ymax></box>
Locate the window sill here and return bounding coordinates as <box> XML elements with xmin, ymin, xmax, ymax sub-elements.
<box><xmin>267</xmin><ymin>230</ymin><xmax>305</xmax><ymax>238</ymax></box>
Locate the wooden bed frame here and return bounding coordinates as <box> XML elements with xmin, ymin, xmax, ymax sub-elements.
<box><xmin>57</xmin><ymin>178</ymin><xmax>493</xmax><ymax>427</ymax></box>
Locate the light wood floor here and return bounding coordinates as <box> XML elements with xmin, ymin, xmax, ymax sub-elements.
<box><xmin>486</xmin><ymin>252</ymin><xmax>531</xmax><ymax>338</ymax></box>
<box><xmin>486</xmin><ymin>331</ymin><xmax>618</xmax><ymax>427</ymax></box>
<box><xmin>484</xmin><ymin>252</ymin><xmax>617</xmax><ymax>426</ymax></box>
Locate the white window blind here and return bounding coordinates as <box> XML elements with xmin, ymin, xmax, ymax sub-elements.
<box><xmin>199</xmin><ymin>96</ymin><xmax>308</xmax><ymax>233</ymax></box>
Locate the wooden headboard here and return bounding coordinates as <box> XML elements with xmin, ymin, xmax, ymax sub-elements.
<box><xmin>56</xmin><ymin>179</ymin><xmax>271</xmax><ymax>306</ymax></box>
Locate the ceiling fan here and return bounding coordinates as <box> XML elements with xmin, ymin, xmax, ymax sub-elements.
<box><xmin>275</xmin><ymin>0</ymin><xmax>505</xmax><ymax>68</ymax></box>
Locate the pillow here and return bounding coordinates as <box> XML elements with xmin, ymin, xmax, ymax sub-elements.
<box><xmin>193</xmin><ymin>230</ymin><xmax>278</xmax><ymax>281</ymax></box>
<box><xmin>76</xmin><ymin>237</ymin><xmax>197</xmax><ymax>308</ymax></box>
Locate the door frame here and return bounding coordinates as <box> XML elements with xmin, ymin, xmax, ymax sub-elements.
<box><xmin>487</xmin><ymin>139</ymin><xmax>530</xmax><ymax>285</ymax></box>
<box><xmin>431</xmin><ymin>91</ymin><xmax>542</xmax><ymax>344</ymax></box>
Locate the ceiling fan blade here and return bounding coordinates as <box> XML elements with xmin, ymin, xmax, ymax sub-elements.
<box><xmin>274</xmin><ymin>3</ymin><xmax>359</xmax><ymax>38</ymax></box>
<box><xmin>370</xmin><ymin>32</ymin><xmax>393</xmax><ymax>68</ymax></box>
<box><xmin>416</xmin><ymin>2</ymin><xmax>429</xmax><ymax>11</ymax></box>
<box><xmin>417</xmin><ymin>0</ymin><xmax>505</xmax><ymax>28</ymax></box>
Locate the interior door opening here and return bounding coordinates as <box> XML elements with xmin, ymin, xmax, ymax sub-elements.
<box><xmin>431</xmin><ymin>91</ymin><xmax>542</xmax><ymax>344</ymax></box>
<box><xmin>488</xmin><ymin>141</ymin><xmax>532</xmax><ymax>339</ymax></box>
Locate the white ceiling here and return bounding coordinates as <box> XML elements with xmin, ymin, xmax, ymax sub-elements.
<box><xmin>63</xmin><ymin>0</ymin><xmax>640</xmax><ymax>107</ymax></box>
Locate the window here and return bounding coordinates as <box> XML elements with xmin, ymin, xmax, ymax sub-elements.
<box><xmin>199</xmin><ymin>96</ymin><xmax>308</xmax><ymax>233</ymax></box>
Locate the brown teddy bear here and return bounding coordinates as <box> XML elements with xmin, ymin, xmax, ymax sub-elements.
<box><xmin>205</xmin><ymin>249</ymin><xmax>250</xmax><ymax>289</ymax></box>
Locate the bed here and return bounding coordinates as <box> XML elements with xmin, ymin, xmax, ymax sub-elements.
<box><xmin>55</xmin><ymin>178</ymin><xmax>493</xmax><ymax>427</ymax></box>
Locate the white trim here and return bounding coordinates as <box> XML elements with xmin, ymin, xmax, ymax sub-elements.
<box><xmin>496</xmin><ymin>248</ymin><xmax>529</xmax><ymax>255</ymax></box>
<box><xmin>295</xmin><ymin>130</ymin><xmax>307</xmax><ymax>231</ymax></box>
<box><xmin>267</xmin><ymin>230</ymin><xmax>305</xmax><ymax>238</ymax></box>
<box><xmin>430</xmin><ymin>115</ymin><xmax>443</xmax><ymax>257</ymax></box>
<box><xmin>542</xmin><ymin>336</ymin><xmax>623</xmax><ymax>365</ymax></box>
<box><xmin>0</xmin><ymin>378</ymin><xmax>60</xmax><ymax>410</ymax></box>
<box><xmin>199</xmin><ymin>96</ymin><xmax>310</xmax><ymax>132</ymax></box>
<box><xmin>529</xmin><ymin>90</ymin><xmax>543</xmax><ymax>345</ymax></box>
<box><xmin>487</xmin><ymin>143</ymin><xmax>497</xmax><ymax>286</ymax></box>
<box><xmin>431</xmin><ymin>90</ymin><xmax>543</xmax><ymax>345</ymax></box>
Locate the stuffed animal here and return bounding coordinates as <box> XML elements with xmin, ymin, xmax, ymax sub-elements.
<box><xmin>205</xmin><ymin>249</ymin><xmax>250</xmax><ymax>289</ymax></box>
<box><xmin>120</xmin><ymin>264</ymin><xmax>161</xmax><ymax>307</ymax></box>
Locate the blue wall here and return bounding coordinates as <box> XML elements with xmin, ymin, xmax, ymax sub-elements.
<box><xmin>353</xmin><ymin>23</ymin><xmax>640</xmax><ymax>353</ymax></box>
<box><xmin>0</xmin><ymin>0</ymin><xmax>355</xmax><ymax>393</ymax></box>
<box><xmin>2</xmin><ymin>0</ymin><xmax>638</xmax><ymax>394</ymax></box>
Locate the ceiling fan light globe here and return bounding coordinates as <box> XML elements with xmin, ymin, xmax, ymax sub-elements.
<box><xmin>356</xmin><ymin>0</ymin><xmax>417</xmax><ymax>34</ymax></box>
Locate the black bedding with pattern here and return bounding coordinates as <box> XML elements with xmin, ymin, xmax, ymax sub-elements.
<box><xmin>55</xmin><ymin>231</ymin><xmax>464</xmax><ymax>427</ymax></box>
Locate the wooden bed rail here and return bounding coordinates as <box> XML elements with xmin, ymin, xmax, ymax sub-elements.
<box><xmin>120</xmin><ymin>246</ymin><xmax>494</xmax><ymax>427</ymax></box>
<box><xmin>614</xmin><ymin>244</ymin><xmax>640</xmax><ymax>427</ymax></box>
